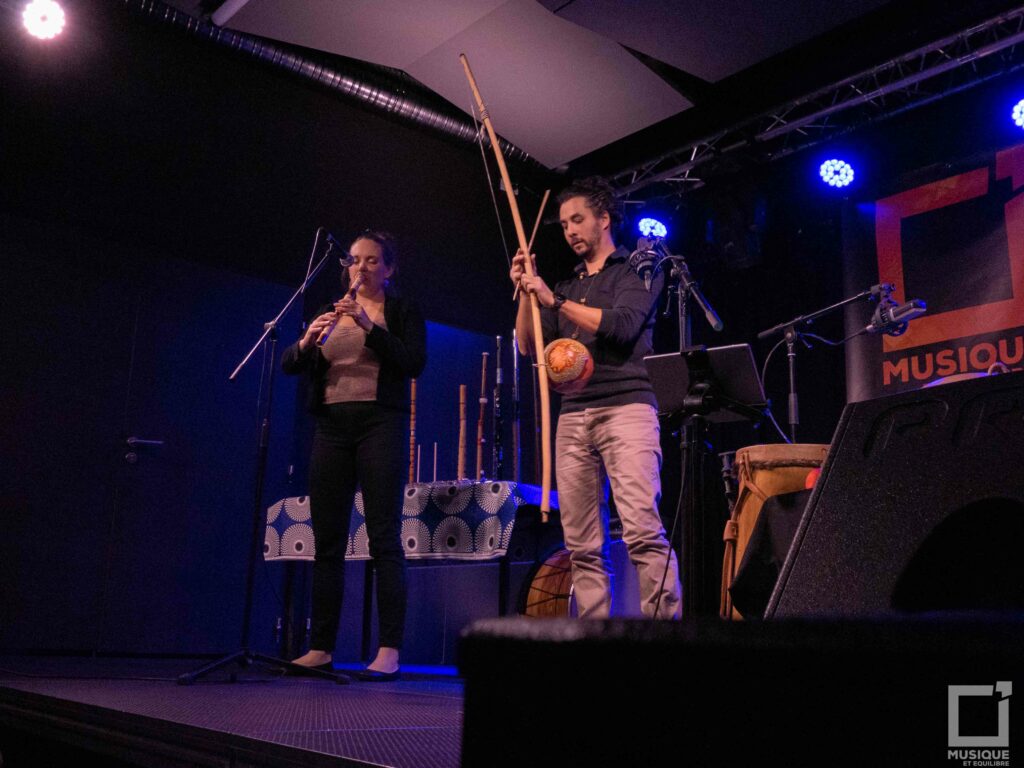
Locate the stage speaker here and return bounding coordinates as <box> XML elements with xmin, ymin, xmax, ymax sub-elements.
<box><xmin>767</xmin><ymin>370</ymin><xmax>1024</xmax><ymax>618</ymax></box>
<box><xmin>459</xmin><ymin>616</ymin><xmax>1024</xmax><ymax>767</ymax></box>
<box><xmin>503</xmin><ymin>504</ymin><xmax>564</xmax><ymax>563</ymax></box>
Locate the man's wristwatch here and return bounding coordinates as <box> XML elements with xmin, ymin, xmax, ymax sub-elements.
<box><xmin>551</xmin><ymin>292</ymin><xmax>568</xmax><ymax>311</ymax></box>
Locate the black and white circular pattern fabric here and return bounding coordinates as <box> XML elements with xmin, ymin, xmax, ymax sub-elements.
<box><xmin>403</xmin><ymin>484</ymin><xmax>430</xmax><ymax>517</ymax></box>
<box><xmin>348</xmin><ymin>522</ymin><xmax>370</xmax><ymax>558</ymax></box>
<box><xmin>264</xmin><ymin>527</ymin><xmax>280</xmax><ymax>559</ymax></box>
<box><xmin>281</xmin><ymin>523</ymin><xmax>315</xmax><ymax>558</ymax></box>
<box><xmin>266</xmin><ymin>481</ymin><xmax>525</xmax><ymax>561</ymax></box>
<box><xmin>401</xmin><ymin>519</ymin><xmax>431</xmax><ymax>556</ymax></box>
<box><xmin>431</xmin><ymin>481</ymin><xmax>473</xmax><ymax>515</ymax></box>
<box><xmin>473</xmin><ymin>516</ymin><xmax>502</xmax><ymax>556</ymax></box>
<box><xmin>475</xmin><ymin>481</ymin><xmax>513</xmax><ymax>514</ymax></box>
<box><xmin>432</xmin><ymin>517</ymin><xmax>473</xmax><ymax>555</ymax></box>
<box><xmin>266</xmin><ymin>499</ymin><xmax>285</xmax><ymax>526</ymax></box>
<box><xmin>285</xmin><ymin>496</ymin><xmax>311</xmax><ymax>522</ymax></box>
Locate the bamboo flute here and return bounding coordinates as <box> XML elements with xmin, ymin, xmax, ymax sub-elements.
<box><xmin>457</xmin><ymin>384</ymin><xmax>467</xmax><ymax>481</ymax></box>
<box><xmin>492</xmin><ymin>335</ymin><xmax>504</xmax><ymax>480</ymax></box>
<box><xmin>476</xmin><ymin>352</ymin><xmax>489</xmax><ymax>481</ymax></box>
<box><xmin>511</xmin><ymin>328</ymin><xmax>521</xmax><ymax>484</ymax></box>
<box><xmin>408</xmin><ymin>379</ymin><xmax>417</xmax><ymax>484</ymax></box>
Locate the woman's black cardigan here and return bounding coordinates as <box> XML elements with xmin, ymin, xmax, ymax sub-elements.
<box><xmin>281</xmin><ymin>293</ymin><xmax>427</xmax><ymax>415</ymax></box>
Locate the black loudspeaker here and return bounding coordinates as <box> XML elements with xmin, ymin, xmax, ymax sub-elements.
<box><xmin>504</xmin><ymin>505</ymin><xmax>564</xmax><ymax>563</ymax></box>
<box><xmin>459</xmin><ymin>616</ymin><xmax>1024</xmax><ymax>767</ymax></box>
<box><xmin>767</xmin><ymin>371</ymin><xmax>1024</xmax><ymax>618</ymax></box>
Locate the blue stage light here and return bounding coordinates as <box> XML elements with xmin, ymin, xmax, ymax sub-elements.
<box><xmin>638</xmin><ymin>217</ymin><xmax>667</xmax><ymax>238</ymax></box>
<box><xmin>1012</xmin><ymin>99</ymin><xmax>1024</xmax><ymax>128</ymax></box>
<box><xmin>819</xmin><ymin>159</ymin><xmax>854</xmax><ymax>188</ymax></box>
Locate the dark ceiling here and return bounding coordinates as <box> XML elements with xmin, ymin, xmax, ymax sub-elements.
<box><xmin>3</xmin><ymin>0</ymin><xmax>1023</xmax><ymax>335</ymax></box>
<box><xmin>0</xmin><ymin>0</ymin><xmax>563</xmax><ymax>333</ymax></box>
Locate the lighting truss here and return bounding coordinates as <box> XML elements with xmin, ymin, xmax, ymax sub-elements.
<box><xmin>611</xmin><ymin>7</ymin><xmax>1024</xmax><ymax>200</ymax></box>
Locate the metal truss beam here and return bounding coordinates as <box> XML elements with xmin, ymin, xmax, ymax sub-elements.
<box><xmin>611</xmin><ymin>7</ymin><xmax>1024</xmax><ymax>200</ymax></box>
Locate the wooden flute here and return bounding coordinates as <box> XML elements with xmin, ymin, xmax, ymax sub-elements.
<box><xmin>315</xmin><ymin>273</ymin><xmax>364</xmax><ymax>347</ymax></box>
<box><xmin>408</xmin><ymin>379</ymin><xmax>417</xmax><ymax>484</ymax></box>
<box><xmin>457</xmin><ymin>384</ymin><xmax>467</xmax><ymax>481</ymax></box>
<box><xmin>476</xmin><ymin>351</ymin><xmax>489</xmax><ymax>481</ymax></box>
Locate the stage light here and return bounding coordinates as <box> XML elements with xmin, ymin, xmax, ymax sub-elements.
<box><xmin>638</xmin><ymin>217</ymin><xmax>667</xmax><ymax>238</ymax></box>
<box><xmin>22</xmin><ymin>0</ymin><xmax>65</xmax><ymax>40</ymax></box>
<box><xmin>1012</xmin><ymin>99</ymin><xmax>1024</xmax><ymax>128</ymax></box>
<box><xmin>819</xmin><ymin>158</ymin><xmax>854</xmax><ymax>188</ymax></box>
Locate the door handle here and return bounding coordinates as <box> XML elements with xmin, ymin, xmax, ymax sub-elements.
<box><xmin>126</xmin><ymin>437</ymin><xmax>165</xmax><ymax>448</ymax></box>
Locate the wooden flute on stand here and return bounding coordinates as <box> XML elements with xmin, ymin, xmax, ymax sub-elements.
<box><xmin>492</xmin><ymin>336</ymin><xmax>504</xmax><ymax>481</ymax></box>
<box><xmin>512</xmin><ymin>328</ymin><xmax>521</xmax><ymax>484</ymax></box>
<box><xmin>457</xmin><ymin>384</ymin><xmax>467</xmax><ymax>481</ymax></box>
<box><xmin>408</xmin><ymin>379</ymin><xmax>417</xmax><ymax>484</ymax></box>
<box><xmin>476</xmin><ymin>352</ymin><xmax>489</xmax><ymax>481</ymax></box>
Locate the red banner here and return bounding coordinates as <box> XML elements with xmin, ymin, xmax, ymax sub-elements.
<box><xmin>844</xmin><ymin>143</ymin><xmax>1024</xmax><ymax>401</ymax></box>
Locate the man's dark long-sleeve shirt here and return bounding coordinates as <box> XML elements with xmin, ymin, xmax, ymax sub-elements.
<box><xmin>540</xmin><ymin>246</ymin><xmax>661</xmax><ymax>413</ymax></box>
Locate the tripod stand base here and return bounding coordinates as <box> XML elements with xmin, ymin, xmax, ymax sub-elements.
<box><xmin>176</xmin><ymin>650</ymin><xmax>350</xmax><ymax>685</ymax></box>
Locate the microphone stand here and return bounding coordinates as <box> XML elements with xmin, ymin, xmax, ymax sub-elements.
<box><xmin>758</xmin><ymin>283</ymin><xmax>890</xmax><ymax>443</ymax></box>
<box><xmin>658</xmin><ymin>243</ymin><xmax>724</xmax><ymax>618</ymax></box>
<box><xmin>178</xmin><ymin>235</ymin><xmax>348</xmax><ymax>685</ymax></box>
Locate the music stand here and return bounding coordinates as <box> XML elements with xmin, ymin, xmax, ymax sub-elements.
<box><xmin>646</xmin><ymin>344</ymin><xmax>767</xmax><ymax>422</ymax></box>
<box><xmin>644</xmin><ymin>344</ymin><xmax>767</xmax><ymax>617</ymax></box>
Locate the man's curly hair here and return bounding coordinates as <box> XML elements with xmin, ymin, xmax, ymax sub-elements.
<box><xmin>556</xmin><ymin>176</ymin><xmax>622</xmax><ymax>225</ymax></box>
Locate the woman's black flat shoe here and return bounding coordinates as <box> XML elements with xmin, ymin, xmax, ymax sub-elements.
<box><xmin>354</xmin><ymin>667</ymin><xmax>401</xmax><ymax>682</ymax></box>
<box><xmin>284</xmin><ymin>661</ymin><xmax>350</xmax><ymax>683</ymax></box>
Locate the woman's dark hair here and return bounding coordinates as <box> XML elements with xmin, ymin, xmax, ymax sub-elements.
<box><xmin>556</xmin><ymin>176</ymin><xmax>622</xmax><ymax>225</ymax></box>
<box><xmin>353</xmin><ymin>230</ymin><xmax>398</xmax><ymax>270</ymax></box>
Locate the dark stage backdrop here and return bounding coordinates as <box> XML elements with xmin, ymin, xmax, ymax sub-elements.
<box><xmin>0</xmin><ymin>212</ymin><xmax>299</xmax><ymax>655</ymax></box>
<box><xmin>0</xmin><ymin>0</ymin><xmax>556</xmax><ymax>655</ymax></box>
<box><xmin>843</xmin><ymin>143</ymin><xmax>1024</xmax><ymax>400</ymax></box>
<box><xmin>0</xmin><ymin>0</ymin><xmax>557</xmax><ymax>339</ymax></box>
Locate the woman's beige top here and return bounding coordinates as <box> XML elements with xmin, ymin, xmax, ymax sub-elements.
<box><xmin>322</xmin><ymin>307</ymin><xmax>387</xmax><ymax>404</ymax></box>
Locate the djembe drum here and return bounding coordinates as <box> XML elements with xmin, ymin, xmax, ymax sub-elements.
<box><xmin>720</xmin><ymin>442</ymin><xmax>829</xmax><ymax>619</ymax></box>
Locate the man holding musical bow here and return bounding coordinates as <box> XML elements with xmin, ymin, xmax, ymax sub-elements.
<box><xmin>511</xmin><ymin>176</ymin><xmax>681</xmax><ymax>619</ymax></box>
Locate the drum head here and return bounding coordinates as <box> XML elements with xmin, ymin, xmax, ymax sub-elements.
<box><xmin>518</xmin><ymin>547</ymin><xmax>577</xmax><ymax>617</ymax></box>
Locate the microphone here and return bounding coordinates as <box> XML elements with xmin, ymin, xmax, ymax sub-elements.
<box><xmin>326</xmin><ymin>232</ymin><xmax>354</xmax><ymax>267</ymax></box>
<box><xmin>629</xmin><ymin>237</ymin><xmax>663</xmax><ymax>291</ymax></box>
<box><xmin>865</xmin><ymin>298</ymin><xmax>926</xmax><ymax>336</ymax></box>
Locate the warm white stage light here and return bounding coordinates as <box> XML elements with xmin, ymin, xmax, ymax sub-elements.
<box><xmin>22</xmin><ymin>0</ymin><xmax>65</xmax><ymax>40</ymax></box>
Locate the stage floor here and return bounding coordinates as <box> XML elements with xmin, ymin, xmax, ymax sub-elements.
<box><xmin>0</xmin><ymin>656</ymin><xmax>463</xmax><ymax>767</ymax></box>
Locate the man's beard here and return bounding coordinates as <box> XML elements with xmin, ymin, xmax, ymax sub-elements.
<box><xmin>570</xmin><ymin>231</ymin><xmax>600</xmax><ymax>258</ymax></box>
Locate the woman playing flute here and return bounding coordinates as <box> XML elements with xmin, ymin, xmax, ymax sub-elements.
<box><xmin>282</xmin><ymin>230</ymin><xmax>426</xmax><ymax>681</ymax></box>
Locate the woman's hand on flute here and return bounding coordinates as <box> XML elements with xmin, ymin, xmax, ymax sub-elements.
<box><xmin>299</xmin><ymin>310</ymin><xmax>341</xmax><ymax>351</ymax></box>
<box><xmin>334</xmin><ymin>297</ymin><xmax>372</xmax><ymax>332</ymax></box>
